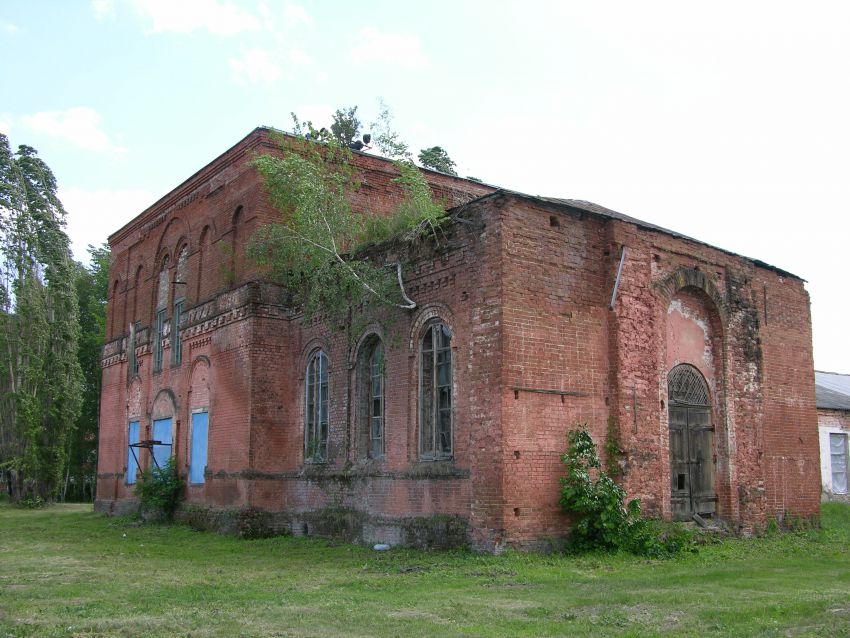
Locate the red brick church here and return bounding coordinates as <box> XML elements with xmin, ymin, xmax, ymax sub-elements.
<box><xmin>96</xmin><ymin>127</ymin><xmax>820</xmax><ymax>550</ymax></box>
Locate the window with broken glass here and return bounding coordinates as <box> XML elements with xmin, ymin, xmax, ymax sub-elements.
<box><xmin>305</xmin><ymin>350</ymin><xmax>329</xmax><ymax>461</ymax></box>
<box><xmin>420</xmin><ymin>322</ymin><xmax>452</xmax><ymax>459</ymax></box>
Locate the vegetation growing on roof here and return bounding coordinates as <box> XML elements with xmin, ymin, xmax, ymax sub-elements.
<box><xmin>249</xmin><ymin>107</ymin><xmax>449</xmax><ymax>323</ymax></box>
<box><xmin>418</xmin><ymin>146</ymin><xmax>457</xmax><ymax>176</ymax></box>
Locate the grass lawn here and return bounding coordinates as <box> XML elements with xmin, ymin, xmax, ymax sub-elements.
<box><xmin>1</xmin><ymin>503</ymin><xmax>849</xmax><ymax>637</ymax></box>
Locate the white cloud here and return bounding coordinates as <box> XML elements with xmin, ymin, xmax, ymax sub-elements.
<box><xmin>229</xmin><ymin>48</ymin><xmax>283</xmax><ymax>84</ymax></box>
<box><xmin>21</xmin><ymin>107</ymin><xmax>125</xmax><ymax>153</ymax></box>
<box><xmin>91</xmin><ymin>0</ymin><xmax>115</xmax><ymax>21</ymax></box>
<box><xmin>132</xmin><ymin>0</ymin><xmax>261</xmax><ymax>36</ymax></box>
<box><xmin>2</xmin><ymin>22</ymin><xmax>19</xmax><ymax>35</ymax></box>
<box><xmin>349</xmin><ymin>27</ymin><xmax>429</xmax><ymax>68</ymax></box>
<box><xmin>229</xmin><ymin>47</ymin><xmax>310</xmax><ymax>85</ymax></box>
<box><xmin>60</xmin><ymin>188</ymin><xmax>155</xmax><ymax>262</ymax></box>
<box><xmin>0</xmin><ymin>114</ymin><xmax>11</xmax><ymax>136</ymax></box>
<box><xmin>288</xmin><ymin>48</ymin><xmax>311</xmax><ymax>66</ymax></box>
<box><xmin>283</xmin><ymin>4</ymin><xmax>312</xmax><ymax>28</ymax></box>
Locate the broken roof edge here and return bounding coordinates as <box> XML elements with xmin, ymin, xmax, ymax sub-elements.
<box><xmin>456</xmin><ymin>189</ymin><xmax>804</xmax><ymax>282</ymax></box>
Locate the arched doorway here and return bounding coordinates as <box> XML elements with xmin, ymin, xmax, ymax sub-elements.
<box><xmin>668</xmin><ymin>364</ymin><xmax>716</xmax><ymax>520</ymax></box>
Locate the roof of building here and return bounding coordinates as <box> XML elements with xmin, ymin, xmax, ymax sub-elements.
<box><xmin>815</xmin><ymin>371</ymin><xmax>850</xmax><ymax>410</ymax></box>
<box><xmin>461</xmin><ymin>190</ymin><xmax>802</xmax><ymax>280</ymax></box>
<box><xmin>110</xmin><ymin>126</ymin><xmax>803</xmax><ymax>280</ymax></box>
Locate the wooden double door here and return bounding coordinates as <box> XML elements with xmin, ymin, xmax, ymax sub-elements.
<box><xmin>669</xmin><ymin>404</ymin><xmax>716</xmax><ymax>520</ymax></box>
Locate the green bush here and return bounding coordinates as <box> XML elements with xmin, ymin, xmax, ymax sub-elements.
<box><xmin>559</xmin><ymin>427</ymin><xmax>691</xmax><ymax>557</ymax></box>
<box><xmin>134</xmin><ymin>457</ymin><xmax>183</xmax><ymax>521</ymax></box>
<box><xmin>16</xmin><ymin>495</ymin><xmax>46</xmax><ymax>509</ymax></box>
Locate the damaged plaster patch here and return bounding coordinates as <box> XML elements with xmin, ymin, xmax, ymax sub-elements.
<box><xmin>667</xmin><ymin>298</ymin><xmax>714</xmax><ymax>372</ymax></box>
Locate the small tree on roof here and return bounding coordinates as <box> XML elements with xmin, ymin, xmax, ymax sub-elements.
<box><xmin>418</xmin><ymin>146</ymin><xmax>457</xmax><ymax>176</ymax></box>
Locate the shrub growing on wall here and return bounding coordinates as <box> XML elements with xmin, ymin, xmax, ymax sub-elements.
<box><xmin>559</xmin><ymin>427</ymin><xmax>691</xmax><ymax>557</ymax></box>
<box><xmin>134</xmin><ymin>458</ymin><xmax>183</xmax><ymax>521</ymax></box>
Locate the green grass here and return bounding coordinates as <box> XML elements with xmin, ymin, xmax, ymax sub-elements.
<box><xmin>1</xmin><ymin>504</ymin><xmax>849</xmax><ymax>637</ymax></box>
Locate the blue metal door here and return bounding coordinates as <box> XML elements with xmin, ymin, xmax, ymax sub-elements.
<box><xmin>127</xmin><ymin>421</ymin><xmax>140</xmax><ymax>484</ymax></box>
<box><xmin>151</xmin><ymin>417</ymin><xmax>172</xmax><ymax>471</ymax></box>
<box><xmin>189</xmin><ymin>412</ymin><xmax>208</xmax><ymax>484</ymax></box>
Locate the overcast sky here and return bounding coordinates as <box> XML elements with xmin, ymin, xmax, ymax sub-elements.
<box><xmin>1</xmin><ymin>1</ymin><xmax>847</xmax><ymax>372</ymax></box>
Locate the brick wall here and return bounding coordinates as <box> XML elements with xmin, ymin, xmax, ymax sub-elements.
<box><xmin>97</xmin><ymin>128</ymin><xmax>820</xmax><ymax>548</ymax></box>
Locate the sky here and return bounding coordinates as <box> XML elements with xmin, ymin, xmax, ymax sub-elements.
<box><xmin>1</xmin><ymin>0</ymin><xmax>848</xmax><ymax>372</ymax></box>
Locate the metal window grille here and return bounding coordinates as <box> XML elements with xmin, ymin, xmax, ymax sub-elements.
<box><xmin>668</xmin><ymin>364</ymin><xmax>710</xmax><ymax>406</ymax></box>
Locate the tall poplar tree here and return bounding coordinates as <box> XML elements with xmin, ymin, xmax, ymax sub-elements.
<box><xmin>0</xmin><ymin>134</ymin><xmax>83</xmax><ymax>502</ymax></box>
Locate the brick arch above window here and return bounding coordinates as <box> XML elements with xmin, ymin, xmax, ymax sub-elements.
<box><xmin>348</xmin><ymin>323</ymin><xmax>386</xmax><ymax>367</ymax></box>
<box><xmin>298</xmin><ymin>337</ymin><xmax>332</xmax><ymax>374</ymax></box>
<box><xmin>189</xmin><ymin>356</ymin><xmax>211</xmax><ymax>411</ymax></box>
<box><xmin>151</xmin><ymin>388</ymin><xmax>177</xmax><ymax>420</ymax></box>
<box><xmin>654</xmin><ymin>267</ymin><xmax>728</xmax><ymax>322</ymax></box>
<box><xmin>408</xmin><ymin>302</ymin><xmax>455</xmax><ymax>350</ymax></box>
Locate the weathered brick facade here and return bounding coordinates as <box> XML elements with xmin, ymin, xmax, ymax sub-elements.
<box><xmin>96</xmin><ymin>128</ymin><xmax>820</xmax><ymax>550</ymax></box>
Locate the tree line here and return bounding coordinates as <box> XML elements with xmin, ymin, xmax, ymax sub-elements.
<box><xmin>0</xmin><ymin>133</ymin><xmax>108</xmax><ymax>504</ymax></box>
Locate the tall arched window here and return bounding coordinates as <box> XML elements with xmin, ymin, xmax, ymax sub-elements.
<box><xmin>153</xmin><ymin>255</ymin><xmax>169</xmax><ymax>373</ymax></box>
<box><xmin>420</xmin><ymin>322</ymin><xmax>452</xmax><ymax>459</ymax></box>
<box><xmin>171</xmin><ymin>245</ymin><xmax>189</xmax><ymax>367</ymax></box>
<box><xmin>305</xmin><ymin>350</ymin><xmax>329</xmax><ymax>461</ymax></box>
<box><xmin>357</xmin><ymin>336</ymin><xmax>384</xmax><ymax>459</ymax></box>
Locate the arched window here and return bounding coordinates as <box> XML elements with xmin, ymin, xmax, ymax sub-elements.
<box><xmin>175</xmin><ymin>244</ymin><xmax>189</xmax><ymax>297</ymax></box>
<box><xmin>420</xmin><ymin>322</ymin><xmax>452</xmax><ymax>459</ymax></box>
<box><xmin>305</xmin><ymin>350</ymin><xmax>329</xmax><ymax>461</ymax></box>
<box><xmin>156</xmin><ymin>255</ymin><xmax>170</xmax><ymax>311</ymax></box>
<box><xmin>171</xmin><ymin>245</ymin><xmax>189</xmax><ymax>367</ymax></box>
<box><xmin>357</xmin><ymin>337</ymin><xmax>384</xmax><ymax>459</ymax></box>
<box><xmin>153</xmin><ymin>255</ymin><xmax>169</xmax><ymax>373</ymax></box>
